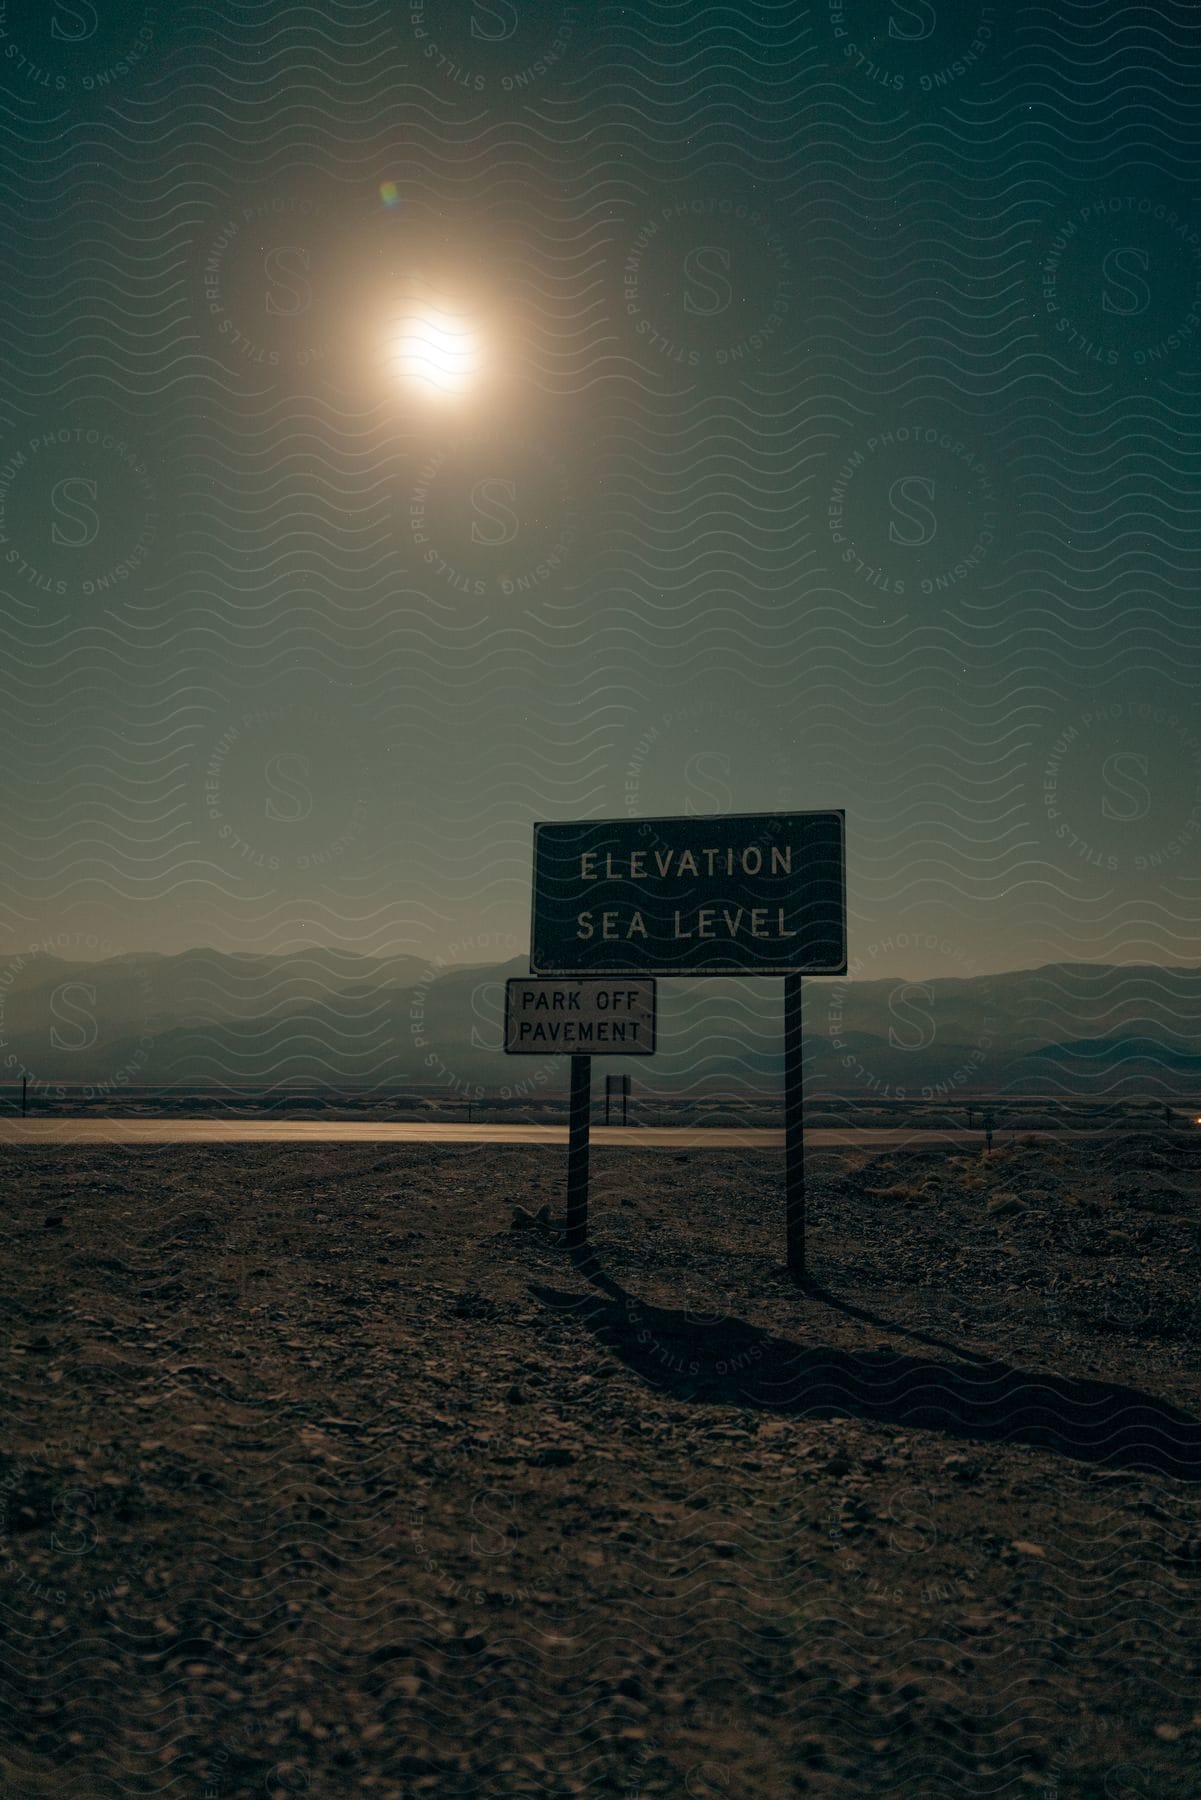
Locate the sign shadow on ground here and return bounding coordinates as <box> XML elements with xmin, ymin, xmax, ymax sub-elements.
<box><xmin>529</xmin><ymin>1262</ymin><xmax>1201</xmax><ymax>1484</ymax></box>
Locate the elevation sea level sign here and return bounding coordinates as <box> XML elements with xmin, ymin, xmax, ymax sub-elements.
<box><xmin>530</xmin><ymin>811</ymin><xmax>846</xmax><ymax>977</ymax></box>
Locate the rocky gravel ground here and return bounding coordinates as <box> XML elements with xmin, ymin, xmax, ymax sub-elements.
<box><xmin>1</xmin><ymin>1131</ymin><xmax>1200</xmax><ymax>1797</ymax></box>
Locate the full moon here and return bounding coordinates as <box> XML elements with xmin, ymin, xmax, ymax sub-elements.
<box><xmin>393</xmin><ymin>308</ymin><xmax>480</xmax><ymax>396</ymax></box>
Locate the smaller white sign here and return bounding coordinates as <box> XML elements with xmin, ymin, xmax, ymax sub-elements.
<box><xmin>504</xmin><ymin>978</ymin><xmax>656</xmax><ymax>1055</ymax></box>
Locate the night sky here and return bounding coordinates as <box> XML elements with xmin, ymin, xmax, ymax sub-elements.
<box><xmin>1</xmin><ymin>0</ymin><xmax>1199</xmax><ymax>980</ymax></box>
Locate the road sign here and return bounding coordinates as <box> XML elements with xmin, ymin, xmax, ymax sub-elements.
<box><xmin>504</xmin><ymin>978</ymin><xmax>657</xmax><ymax>1248</ymax></box>
<box><xmin>504</xmin><ymin>978</ymin><xmax>656</xmax><ymax>1055</ymax></box>
<box><xmin>605</xmin><ymin>1073</ymin><xmax>631</xmax><ymax>1126</ymax></box>
<box><xmin>530</xmin><ymin>811</ymin><xmax>845</xmax><ymax>977</ymax></box>
<box><xmin>521</xmin><ymin>810</ymin><xmax>846</xmax><ymax>1276</ymax></box>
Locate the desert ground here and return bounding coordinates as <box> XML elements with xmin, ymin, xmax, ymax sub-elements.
<box><xmin>2</xmin><ymin>1130</ymin><xmax>1200</xmax><ymax>1797</ymax></box>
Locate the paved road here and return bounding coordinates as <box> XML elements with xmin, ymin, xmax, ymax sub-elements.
<box><xmin>0</xmin><ymin>1119</ymin><xmax>1180</xmax><ymax>1149</ymax></box>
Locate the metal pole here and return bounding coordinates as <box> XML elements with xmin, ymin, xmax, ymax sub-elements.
<box><xmin>784</xmin><ymin>975</ymin><xmax>805</xmax><ymax>1278</ymax></box>
<box><xmin>21</xmin><ymin>1076</ymin><xmax>26</xmax><ymax>1117</ymax></box>
<box><xmin>623</xmin><ymin>1080</ymin><xmax>628</xmax><ymax>1127</ymax></box>
<box><xmin>605</xmin><ymin>1080</ymin><xmax>610</xmax><ymax>1127</ymax></box>
<box><xmin>566</xmin><ymin>1054</ymin><xmax>591</xmax><ymax>1248</ymax></box>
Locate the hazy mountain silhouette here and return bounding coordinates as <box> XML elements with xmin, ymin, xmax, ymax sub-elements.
<box><xmin>1</xmin><ymin>950</ymin><xmax>1198</xmax><ymax>1094</ymax></box>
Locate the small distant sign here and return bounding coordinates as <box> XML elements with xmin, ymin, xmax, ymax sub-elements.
<box><xmin>504</xmin><ymin>978</ymin><xmax>656</xmax><ymax>1055</ymax></box>
<box><xmin>530</xmin><ymin>811</ymin><xmax>846</xmax><ymax>977</ymax></box>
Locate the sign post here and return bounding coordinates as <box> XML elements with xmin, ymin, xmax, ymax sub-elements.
<box><xmin>504</xmin><ymin>977</ymin><xmax>657</xmax><ymax>1249</ymax></box>
<box><xmin>529</xmin><ymin>811</ymin><xmax>846</xmax><ymax>1277</ymax></box>
<box><xmin>566</xmin><ymin>1054</ymin><xmax>591</xmax><ymax>1247</ymax></box>
<box><xmin>784</xmin><ymin>974</ymin><xmax>805</xmax><ymax>1278</ymax></box>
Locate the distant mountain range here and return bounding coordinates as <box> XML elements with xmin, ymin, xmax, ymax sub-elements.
<box><xmin>0</xmin><ymin>949</ymin><xmax>1198</xmax><ymax>1096</ymax></box>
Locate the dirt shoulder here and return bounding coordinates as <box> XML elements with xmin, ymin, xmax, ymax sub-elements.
<box><xmin>1</xmin><ymin>1134</ymin><xmax>1199</xmax><ymax>1797</ymax></box>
